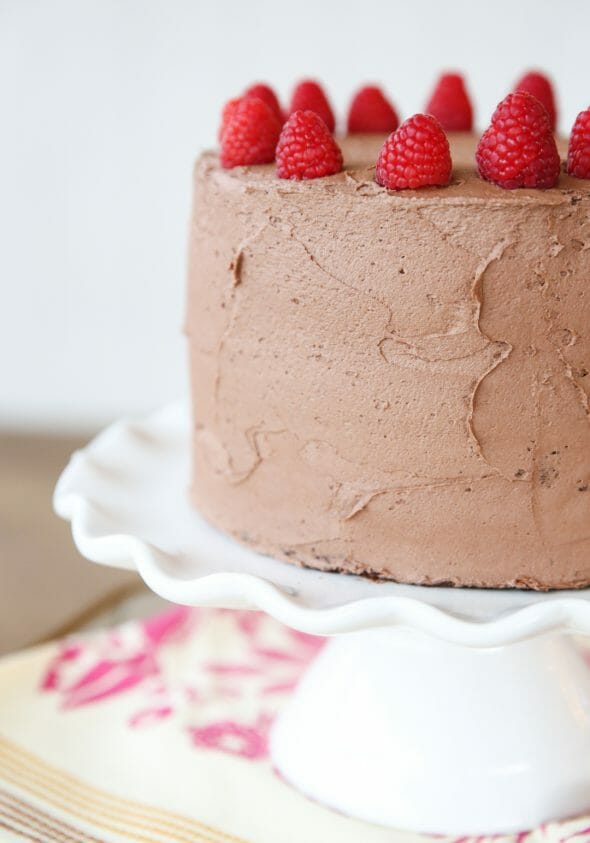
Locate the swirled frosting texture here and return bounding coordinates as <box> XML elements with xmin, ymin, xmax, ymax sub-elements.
<box><xmin>186</xmin><ymin>134</ymin><xmax>590</xmax><ymax>589</ymax></box>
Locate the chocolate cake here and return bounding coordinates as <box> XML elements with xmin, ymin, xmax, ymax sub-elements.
<box><xmin>185</xmin><ymin>106</ymin><xmax>590</xmax><ymax>589</ymax></box>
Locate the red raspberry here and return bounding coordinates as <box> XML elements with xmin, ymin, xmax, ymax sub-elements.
<box><xmin>425</xmin><ymin>72</ymin><xmax>473</xmax><ymax>132</ymax></box>
<box><xmin>220</xmin><ymin>98</ymin><xmax>282</xmax><ymax>169</ymax></box>
<box><xmin>375</xmin><ymin>114</ymin><xmax>452</xmax><ymax>190</ymax></box>
<box><xmin>244</xmin><ymin>83</ymin><xmax>283</xmax><ymax>122</ymax></box>
<box><xmin>347</xmin><ymin>85</ymin><xmax>399</xmax><ymax>134</ymax></box>
<box><xmin>276</xmin><ymin>110</ymin><xmax>343</xmax><ymax>180</ymax></box>
<box><xmin>218</xmin><ymin>97</ymin><xmax>241</xmax><ymax>141</ymax></box>
<box><xmin>289</xmin><ymin>80</ymin><xmax>335</xmax><ymax>133</ymax></box>
<box><xmin>567</xmin><ymin>108</ymin><xmax>590</xmax><ymax>179</ymax></box>
<box><xmin>476</xmin><ymin>92</ymin><xmax>560</xmax><ymax>189</ymax></box>
<box><xmin>514</xmin><ymin>71</ymin><xmax>557</xmax><ymax>132</ymax></box>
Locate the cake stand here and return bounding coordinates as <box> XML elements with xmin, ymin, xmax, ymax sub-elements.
<box><xmin>53</xmin><ymin>402</ymin><xmax>590</xmax><ymax>837</ymax></box>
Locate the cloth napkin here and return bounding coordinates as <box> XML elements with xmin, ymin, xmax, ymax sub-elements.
<box><xmin>0</xmin><ymin>605</ymin><xmax>589</xmax><ymax>843</ymax></box>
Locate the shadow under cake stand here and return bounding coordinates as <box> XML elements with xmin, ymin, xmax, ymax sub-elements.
<box><xmin>54</xmin><ymin>402</ymin><xmax>590</xmax><ymax>837</ymax></box>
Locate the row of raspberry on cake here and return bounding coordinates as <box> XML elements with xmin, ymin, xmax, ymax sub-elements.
<box><xmin>217</xmin><ymin>75</ymin><xmax>590</xmax><ymax>190</ymax></box>
<box><xmin>220</xmin><ymin>72</ymin><xmax>560</xmax><ymax>138</ymax></box>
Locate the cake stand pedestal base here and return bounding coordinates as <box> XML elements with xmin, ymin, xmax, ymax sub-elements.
<box><xmin>270</xmin><ymin>626</ymin><xmax>590</xmax><ymax>836</ymax></box>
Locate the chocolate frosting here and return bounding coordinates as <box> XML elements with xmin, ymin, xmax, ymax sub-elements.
<box><xmin>186</xmin><ymin>133</ymin><xmax>590</xmax><ymax>589</ymax></box>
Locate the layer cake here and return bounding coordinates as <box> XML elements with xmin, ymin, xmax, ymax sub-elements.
<box><xmin>186</xmin><ymin>132</ymin><xmax>590</xmax><ymax>589</ymax></box>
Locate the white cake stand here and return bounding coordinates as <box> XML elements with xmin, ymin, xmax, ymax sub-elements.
<box><xmin>54</xmin><ymin>402</ymin><xmax>590</xmax><ymax>837</ymax></box>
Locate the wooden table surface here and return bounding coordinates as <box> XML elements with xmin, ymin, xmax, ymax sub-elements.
<box><xmin>0</xmin><ymin>433</ymin><xmax>159</xmax><ymax>655</ymax></box>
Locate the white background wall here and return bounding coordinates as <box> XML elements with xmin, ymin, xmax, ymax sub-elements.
<box><xmin>1</xmin><ymin>0</ymin><xmax>589</xmax><ymax>431</ymax></box>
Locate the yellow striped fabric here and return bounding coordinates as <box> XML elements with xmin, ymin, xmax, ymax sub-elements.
<box><xmin>0</xmin><ymin>735</ymin><xmax>249</xmax><ymax>843</ymax></box>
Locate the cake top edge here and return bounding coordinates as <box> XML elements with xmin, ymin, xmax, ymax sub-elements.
<box><xmin>197</xmin><ymin>132</ymin><xmax>590</xmax><ymax>206</ymax></box>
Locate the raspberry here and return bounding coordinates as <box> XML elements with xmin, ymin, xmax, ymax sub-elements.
<box><xmin>347</xmin><ymin>85</ymin><xmax>399</xmax><ymax>134</ymax></box>
<box><xmin>476</xmin><ymin>91</ymin><xmax>560</xmax><ymax>189</ymax></box>
<box><xmin>218</xmin><ymin>97</ymin><xmax>241</xmax><ymax>141</ymax></box>
<box><xmin>514</xmin><ymin>71</ymin><xmax>557</xmax><ymax>132</ymax></box>
<box><xmin>276</xmin><ymin>110</ymin><xmax>343</xmax><ymax>180</ymax></box>
<box><xmin>567</xmin><ymin>108</ymin><xmax>590</xmax><ymax>179</ymax></box>
<box><xmin>220</xmin><ymin>98</ymin><xmax>282</xmax><ymax>169</ymax></box>
<box><xmin>375</xmin><ymin>114</ymin><xmax>452</xmax><ymax>190</ymax></box>
<box><xmin>244</xmin><ymin>83</ymin><xmax>283</xmax><ymax>122</ymax></box>
<box><xmin>425</xmin><ymin>72</ymin><xmax>473</xmax><ymax>132</ymax></box>
<box><xmin>289</xmin><ymin>80</ymin><xmax>335</xmax><ymax>133</ymax></box>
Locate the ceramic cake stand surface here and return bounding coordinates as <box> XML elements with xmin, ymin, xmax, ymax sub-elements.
<box><xmin>54</xmin><ymin>402</ymin><xmax>590</xmax><ymax>837</ymax></box>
